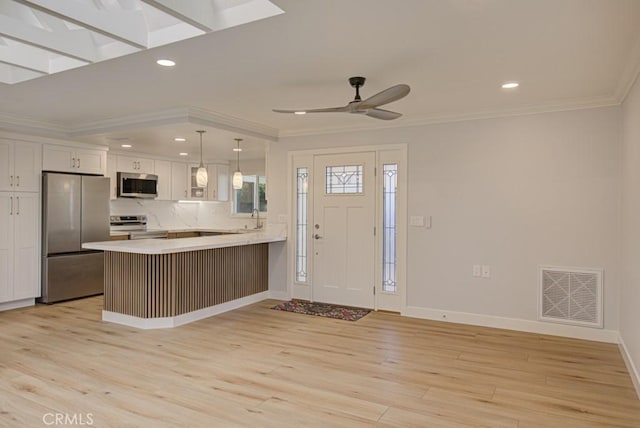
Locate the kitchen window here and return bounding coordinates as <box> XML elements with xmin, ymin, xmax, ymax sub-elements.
<box><xmin>233</xmin><ymin>175</ymin><xmax>267</xmax><ymax>214</ymax></box>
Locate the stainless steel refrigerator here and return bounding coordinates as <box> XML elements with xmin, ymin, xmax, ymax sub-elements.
<box><xmin>40</xmin><ymin>172</ymin><xmax>110</xmax><ymax>303</ymax></box>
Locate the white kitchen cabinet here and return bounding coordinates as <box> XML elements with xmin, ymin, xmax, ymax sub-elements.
<box><xmin>206</xmin><ymin>164</ymin><xmax>229</xmax><ymax>202</ymax></box>
<box><xmin>116</xmin><ymin>155</ymin><xmax>155</xmax><ymax>174</ymax></box>
<box><xmin>154</xmin><ymin>160</ymin><xmax>172</xmax><ymax>200</ymax></box>
<box><xmin>106</xmin><ymin>154</ymin><xmax>118</xmax><ymax>200</ymax></box>
<box><xmin>188</xmin><ymin>164</ymin><xmax>207</xmax><ymax>200</ymax></box>
<box><xmin>171</xmin><ymin>162</ymin><xmax>188</xmax><ymax>200</ymax></box>
<box><xmin>43</xmin><ymin>144</ymin><xmax>106</xmax><ymax>175</ymax></box>
<box><xmin>0</xmin><ymin>192</ymin><xmax>39</xmax><ymax>303</ymax></box>
<box><xmin>0</xmin><ymin>139</ymin><xmax>41</xmax><ymax>192</ymax></box>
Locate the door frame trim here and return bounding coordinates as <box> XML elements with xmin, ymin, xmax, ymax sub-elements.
<box><xmin>287</xmin><ymin>144</ymin><xmax>408</xmax><ymax>312</ymax></box>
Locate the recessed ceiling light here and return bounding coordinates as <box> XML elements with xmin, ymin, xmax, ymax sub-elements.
<box><xmin>501</xmin><ymin>82</ymin><xmax>519</xmax><ymax>89</ymax></box>
<box><xmin>233</xmin><ymin>148</ymin><xmax>243</xmax><ymax>152</ymax></box>
<box><xmin>294</xmin><ymin>111</ymin><xmax>307</xmax><ymax>115</ymax></box>
<box><xmin>174</xmin><ymin>137</ymin><xmax>186</xmax><ymax>142</ymax></box>
<box><xmin>179</xmin><ymin>152</ymin><xmax>188</xmax><ymax>156</ymax></box>
<box><xmin>157</xmin><ymin>59</ymin><xmax>176</xmax><ymax>67</ymax></box>
<box><xmin>121</xmin><ymin>144</ymin><xmax>132</xmax><ymax>148</ymax></box>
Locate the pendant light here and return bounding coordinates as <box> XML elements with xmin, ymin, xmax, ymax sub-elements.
<box><xmin>232</xmin><ymin>138</ymin><xmax>243</xmax><ymax>190</ymax></box>
<box><xmin>196</xmin><ymin>130</ymin><xmax>208</xmax><ymax>187</ymax></box>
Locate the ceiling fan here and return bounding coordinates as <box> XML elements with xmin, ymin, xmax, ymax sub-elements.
<box><xmin>273</xmin><ymin>77</ymin><xmax>410</xmax><ymax>120</ymax></box>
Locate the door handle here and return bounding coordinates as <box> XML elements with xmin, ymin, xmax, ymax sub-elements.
<box><xmin>314</xmin><ymin>234</ymin><xmax>322</xmax><ymax>240</ymax></box>
<box><xmin>16</xmin><ymin>196</ymin><xmax>19</xmax><ymax>215</ymax></box>
<box><xmin>9</xmin><ymin>196</ymin><xmax>12</xmax><ymax>215</ymax></box>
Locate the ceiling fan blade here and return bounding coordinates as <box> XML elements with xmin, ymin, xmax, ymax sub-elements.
<box><xmin>359</xmin><ymin>84</ymin><xmax>410</xmax><ymax>109</ymax></box>
<box><xmin>365</xmin><ymin>108</ymin><xmax>402</xmax><ymax>120</ymax></box>
<box><xmin>273</xmin><ymin>106</ymin><xmax>349</xmax><ymax>114</ymax></box>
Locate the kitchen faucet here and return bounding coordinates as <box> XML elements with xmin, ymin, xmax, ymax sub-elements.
<box><xmin>251</xmin><ymin>209</ymin><xmax>263</xmax><ymax>229</ymax></box>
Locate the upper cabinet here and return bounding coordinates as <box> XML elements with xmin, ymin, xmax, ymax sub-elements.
<box><xmin>116</xmin><ymin>155</ymin><xmax>154</xmax><ymax>174</ymax></box>
<box><xmin>0</xmin><ymin>139</ymin><xmax>41</xmax><ymax>192</ymax></box>
<box><xmin>43</xmin><ymin>144</ymin><xmax>106</xmax><ymax>175</ymax></box>
<box><xmin>154</xmin><ymin>160</ymin><xmax>172</xmax><ymax>200</ymax></box>
<box><xmin>207</xmin><ymin>164</ymin><xmax>229</xmax><ymax>202</ymax></box>
<box><xmin>171</xmin><ymin>162</ymin><xmax>188</xmax><ymax>200</ymax></box>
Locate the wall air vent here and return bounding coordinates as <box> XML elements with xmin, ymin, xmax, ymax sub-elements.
<box><xmin>538</xmin><ymin>266</ymin><xmax>603</xmax><ymax>328</ymax></box>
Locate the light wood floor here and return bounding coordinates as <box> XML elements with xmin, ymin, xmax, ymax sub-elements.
<box><xmin>1</xmin><ymin>297</ymin><xmax>639</xmax><ymax>427</ymax></box>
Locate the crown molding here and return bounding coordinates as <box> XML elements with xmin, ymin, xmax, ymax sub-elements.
<box><xmin>277</xmin><ymin>95</ymin><xmax>621</xmax><ymax>139</ymax></box>
<box><xmin>0</xmin><ymin>112</ymin><xmax>69</xmax><ymax>138</ymax></box>
<box><xmin>187</xmin><ymin>107</ymin><xmax>278</xmax><ymax>141</ymax></box>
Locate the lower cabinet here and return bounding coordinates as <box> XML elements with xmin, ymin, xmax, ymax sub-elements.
<box><xmin>0</xmin><ymin>192</ymin><xmax>39</xmax><ymax>303</ymax></box>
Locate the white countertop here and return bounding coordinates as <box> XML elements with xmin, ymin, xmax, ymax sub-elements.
<box><xmin>87</xmin><ymin>226</ymin><xmax>286</xmax><ymax>255</ymax></box>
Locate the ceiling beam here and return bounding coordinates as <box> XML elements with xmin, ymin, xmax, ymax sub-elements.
<box><xmin>0</xmin><ymin>15</ymin><xmax>96</xmax><ymax>62</ymax></box>
<box><xmin>0</xmin><ymin>42</ymin><xmax>51</xmax><ymax>74</ymax></box>
<box><xmin>13</xmin><ymin>0</ymin><xmax>149</xmax><ymax>49</ymax></box>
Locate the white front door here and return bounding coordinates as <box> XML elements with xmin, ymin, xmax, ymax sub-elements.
<box><xmin>312</xmin><ymin>152</ymin><xmax>376</xmax><ymax>308</ymax></box>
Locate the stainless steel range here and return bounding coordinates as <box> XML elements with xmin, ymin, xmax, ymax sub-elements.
<box><xmin>110</xmin><ymin>215</ymin><xmax>168</xmax><ymax>240</ymax></box>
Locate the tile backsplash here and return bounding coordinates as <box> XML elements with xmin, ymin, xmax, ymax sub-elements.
<box><xmin>110</xmin><ymin>199</ymin><xmax>257</xmax><ymax>230</ymax></box>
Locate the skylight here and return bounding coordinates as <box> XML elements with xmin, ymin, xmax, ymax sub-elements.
<box><xmin>0</xmin><ymin>0</ymin><xmax>284</xmax><ymax>84</ymax></box>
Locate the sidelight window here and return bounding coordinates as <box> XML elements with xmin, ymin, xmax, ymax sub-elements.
<box><xmin>382</xmin><ymin>164</ymin><xmax>398</xmax><ymax>292</ymax></box>
<box><xmin>296</xmin><ymin>168</ymin><xmax>309</xmax><ymax>283</ymax></box>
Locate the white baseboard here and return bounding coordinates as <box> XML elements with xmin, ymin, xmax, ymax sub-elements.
<box><xmin>619</xmin><ymin>335</ymin><xmax>640</xmax><ymax>399</ymax></box>
<box><xmin>402</xmin><ymin>305</ymin><xmax>619</xmax><ymax>343</ymax></box>
<box><xmin>268</xmin><ymin>290</ymin><xmax>289</xmax><ymax>301</ymax></box>
<box><xmin>103</xmin><ymin>291</ymin><xmax>270</xmax><ymax>329</ymax></box>
<box><xmin>0</xmin><ymin>298</ymin><xmax>35</xmax><ymax>312</ymax></box>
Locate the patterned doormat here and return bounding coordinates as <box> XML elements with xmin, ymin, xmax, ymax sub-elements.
<box><xmin>271</xmin><ymin>300</ymin><xmax>371</xmax><ymax>321</ymax></box>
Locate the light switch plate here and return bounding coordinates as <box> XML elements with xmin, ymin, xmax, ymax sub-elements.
<box><xmin>410</xmin><ymin>216</ymin><xmax>425</xmax><ymax>227</ymax></box>
<box><xmin>481</xmin><ymin>265</ymin><xmax>491</xmax><ymax>278</ymax></box>
<box><xmin>473</xmin><ymin>265</ymin><xmax>482</xmax><ymax>277</ymax></box>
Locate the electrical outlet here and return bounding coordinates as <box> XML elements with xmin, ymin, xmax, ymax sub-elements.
<box><xmin>481</xmin><ymin>265</ymin><xmax>491</xmax><ymax>278</ymax></box>
<box><xmin>473</xmin><ymin>265</ymin><xmax>482</xmax><ymax>277</ymax></box>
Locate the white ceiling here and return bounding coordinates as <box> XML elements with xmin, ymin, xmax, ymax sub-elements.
<box><xmin>1</xmin><ymin>0</ymin><xmax>640</xmax><ymax>161</ymax></box>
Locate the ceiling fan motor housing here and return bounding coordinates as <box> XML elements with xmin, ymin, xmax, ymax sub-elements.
<box><xmin>349</xmin><ymin>76</ymin><xmax>366</xmax><ymax>101</ymax></box>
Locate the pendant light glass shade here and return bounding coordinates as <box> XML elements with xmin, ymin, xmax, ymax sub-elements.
<box><xmin>196</xmin><ymin>130</ymin><xmax>208</xmax><ymax>187</ymax></box>
<box><xmin>233</xmin><ymin>138</ymin><xmax>243</xmax><ymax>190</ymax></box>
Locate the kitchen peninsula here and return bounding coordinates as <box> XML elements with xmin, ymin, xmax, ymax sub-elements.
<box><xmin>83</xmin><ymin>227</ymin><xmax>286</xmax><ymax>329</ymax></box>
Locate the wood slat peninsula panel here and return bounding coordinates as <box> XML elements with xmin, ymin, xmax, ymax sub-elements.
<box><xmin>103</xmin><ymin>244</ymin><xmax>268</xmax><ymax>318</ymax></box>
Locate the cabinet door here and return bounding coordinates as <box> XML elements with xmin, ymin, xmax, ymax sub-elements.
<box><xmin>43</xmin><ymin>145</ymin><xmax>74</xmax><ymax>172</ymax></box>
<box><xmin>154</xmin><ymin>160</ymin><xmax>172</xmax><ymax>200</ymax></box>
<box><xmin>13</xmin><ymin>142</ymin><xmax>41</xmax><ymax>192</ymax></box>
<box><xmin>107</xmin><ymin>154</ymin><xmax>117</xmax><ymax>200</ymax></box>
<box><xmin>206</xmin><ymin>164</ymin><xmax>218</xmax><ymax>201</ymax></box>
<box><xmin>188</xmin><ymin>164</ymin><xmax>207</xmax><ymax>200</ymax></box>
<box><xmin>116</xmin><ymin>156</ymin><xmax>139</xmax><ymax>173</ymax></box>
<box><xmin>13</xmin><ymin>193</ymin><xmax>39</xmax><ymax>300</ymax></box>
<box><xmin>76</xmin><ymin>149</ymin><xmax>106</xmax><ymax>175</ymax></box>
<box><xmin>0</xmin><ymin>193</ymin><xmax>15</xmax><ymax>302</ymax></box>
<box><xmin>137</xmin><ymin>158</ymin><xmax>155</xmax><ymax>174</ymax></box>
<box><xmin>171</xmin><ymin>162</ymin><xmax>188</xmax><ymax>200</ymax></box>
<box><xmin>217</xmin><ymin>164</ymin><xmax>229</xmax><ymax>202</ymax></box>
<box><xmin>0</xmin><ymin>140</ymin><xmax>14</xmax><ymax>191</ymax></box>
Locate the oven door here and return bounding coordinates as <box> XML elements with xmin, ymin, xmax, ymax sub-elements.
<box><xmin>117</xmin><ymin>172</ymin><xmax>158</xmax><ymax>199</ymax></box>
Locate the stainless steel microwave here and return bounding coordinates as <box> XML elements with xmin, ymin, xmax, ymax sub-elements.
<box><xmin>117</xmin><ymin>172</ymin><xmax>158</xmax><ymax>199</ymax></box>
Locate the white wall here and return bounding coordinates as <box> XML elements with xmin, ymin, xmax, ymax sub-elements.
<box><xmin>621</xmin><ymin>75</ymin><xmax>640</xmax><ymax>391</ymax></box>
<box><xmin>268</xmin><ymin>106</ymin><xmax>622</xmax><ymax>333</ymax></box>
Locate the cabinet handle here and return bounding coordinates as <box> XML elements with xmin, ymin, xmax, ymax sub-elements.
<box><xmin>77</xmin><ymin>158</ymin><xmax>81</xmax><ymax>169</ymax></box>
<box><xmin>184</xmin><ymin>190</ymin><xmax>187</xmax><ymax>198</ymax></box>
<box><xmin>16</xmin><ymin>196</ymin><xmax>19</xmax><ymax>215</ymax></box>
<box><xmin>9</xmin><ymin>196</ymin><xmax>12</xmax><ymax>215</ymax></box>
<box><xmin>9</xmin><ymin>175</ymin><xmax>12</xmax><ymax>186</ymax></box>
<box><xmin>16</xmin><ymin>175</ymin><xmax>19</xmax><ymax>187</ymax></box>
<box><xmin>72</xmin><ymin>157</ymin><xmax>76</xmax><ymax>168</ymax></box>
